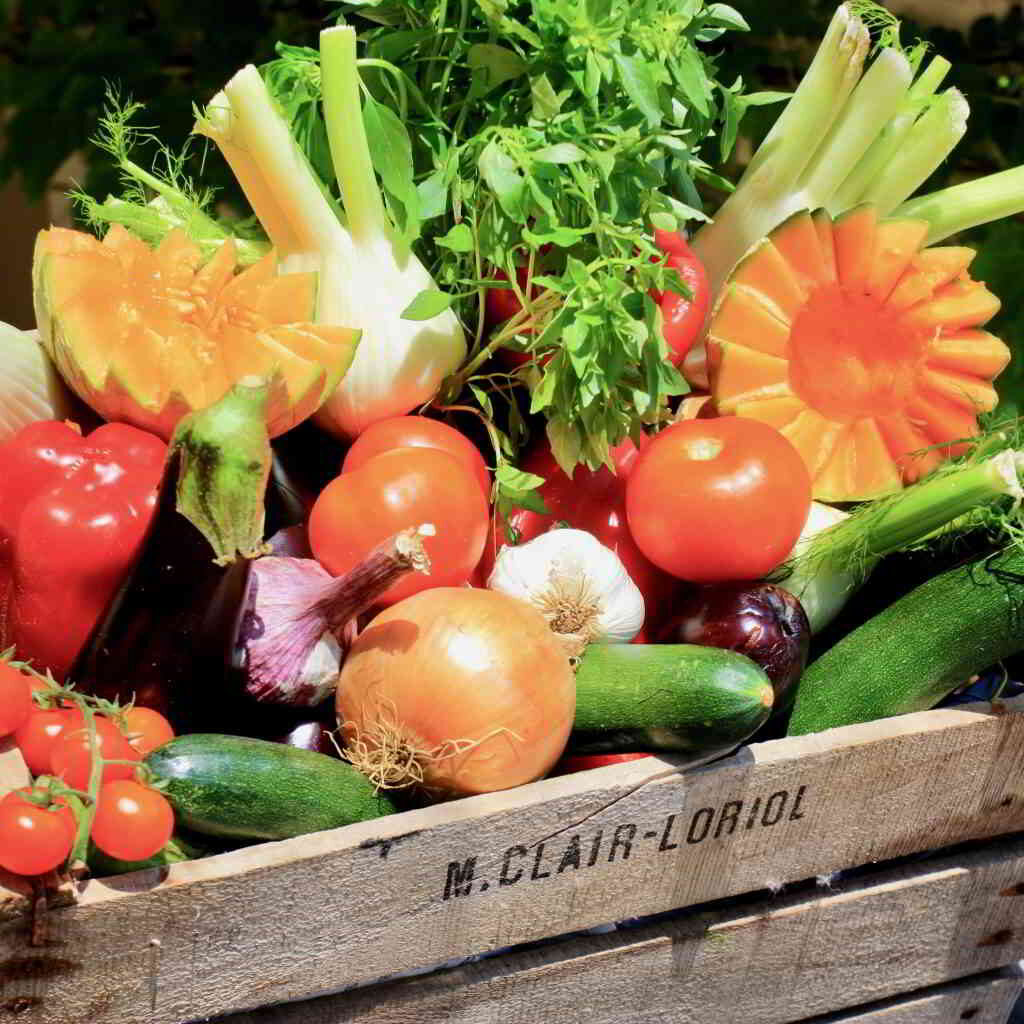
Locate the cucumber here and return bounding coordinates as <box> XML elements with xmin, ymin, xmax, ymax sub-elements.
<box><xmin>145</xmin><ymin>734</ymin><xmax>397</xmax><ymax>840</ymax></box>
<box><xmin>787</xmin><ymin>546</ymin><xmax>1024</xmax><ymax>736</ymax></box>
<box><xmin>569</xmin><ymin>644</ymin><xmax>774</xmax><ymax>754</ymax></box>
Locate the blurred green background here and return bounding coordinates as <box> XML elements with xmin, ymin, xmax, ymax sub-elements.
<box><xmin>1</xmin><ymin>0</ymin><xmax>1022</xmax><ymax>411</ymax></box>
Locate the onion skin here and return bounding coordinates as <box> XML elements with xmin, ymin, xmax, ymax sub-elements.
<box><xmin>336</xmin><ymin>588</ymin><xmax>575</xmax><ymax>797</ymax></box>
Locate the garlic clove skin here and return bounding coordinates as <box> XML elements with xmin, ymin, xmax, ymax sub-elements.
<box><xmin>486</xmin><ymin>528</ymin><xmax>645</xmax><ymax>644</ymax></box>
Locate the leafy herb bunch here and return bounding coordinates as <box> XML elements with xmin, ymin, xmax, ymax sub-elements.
<box><xmin>270</xmin><ymin>0</ymin><xmax>783</xmax><ymax>480</ymax></box>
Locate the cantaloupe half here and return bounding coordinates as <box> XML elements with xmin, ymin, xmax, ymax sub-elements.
<box><xmin>708</xmin><ymin>206</ymin><xmax>1010</xmax><ymax>501</ymax></box>
<box><xmin>32</xmin><ymin>225</ymin><xmax>360</xmax><ymax>440</ymax></box>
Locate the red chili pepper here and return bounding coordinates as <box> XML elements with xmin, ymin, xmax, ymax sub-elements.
<box><xmin>652</xmin><ymin>229</ymin><xmax>711</xmax><ymax>366</ymax></box>
<box><xmin>0</xmin><ymin>420</ymin><xmax>166</xmax><ymax>681</ymax></box>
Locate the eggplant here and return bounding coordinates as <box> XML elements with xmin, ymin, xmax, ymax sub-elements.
<box><xmin>656</xmin><ymin>582</ymin><xmax>810</xmax><ymax>707</ymax></box>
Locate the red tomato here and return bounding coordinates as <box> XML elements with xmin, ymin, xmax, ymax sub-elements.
<box><xmin>15</xmin><ymin>707</ymin><xmax>83</xmax><ymax>776</ymax></box>
<box><xmin>626</xmin><ymin>418</ymin><xmax>812</xmax><ymax>583</ymax></box>
<box><xmin>309</xmin><ymin>448</ymin><xmax>490</xmax><ymax>606</ymax></box>
<box><xmin>660</xmin><ymin>252</ymin><xmax>710</xmax><ymax>365</ymax></box>
<box><xmin>0</xmin><ymin>785</ymin><xmax>76</xmax><ymax>844</ymax></box>
<box><xmin>478</xmin><ymin>439</ymin><xmax>680</xmax><ymax>631</ymax></box>
<box><xmin>0</xmin><ymin>795</ymin><xmax>75</xmax><ymax>875</ymax></box>
<box><xmin>555</xmin><ymin>752</ymin><xmax>652</xmax><ymax>775</ymax></box>
<box><xmin>90</xmin><ymin>780</ymin><xmax>174</xmax><ymax>862</ymax></box>
<box><xmin>653</xmin><ymin>227</ymin><xmax>691</xmax><ymax>258</ymax></box>
<box><xmin>49</xmin><ymin>719</ymin><xmax>141</xmax><ymax>790</ymax></box>
<box><xmin>0</xmin><ymin>662</ymin><xmax>34</xmax><ymax>736</ymax></box>
<box><xmin>342</xmin><ymin>417</ymin><xmax>491</xmax><ymax>499</ymax></box>
<box><xmin>119</xmin><ymin>707</ymin><xmax>175</xmax><ymax>757</ymax></box>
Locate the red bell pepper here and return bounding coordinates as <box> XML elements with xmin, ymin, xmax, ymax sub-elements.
<box><xmin>0</xmin><ymin>420</ymin><xmax>166</xmax><ymax>681</ymax></box>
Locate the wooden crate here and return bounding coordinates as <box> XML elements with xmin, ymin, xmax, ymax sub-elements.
<box><xmin>0</xmin><ymin>694</ymin><xmax>1021</xmax><ymax>1024</ymax></box>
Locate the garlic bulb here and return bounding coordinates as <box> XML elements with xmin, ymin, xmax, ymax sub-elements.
<box><xmin>486</xmin><ymin>528</ymin><xmax>644</xmax><ymax>648</ymax></box>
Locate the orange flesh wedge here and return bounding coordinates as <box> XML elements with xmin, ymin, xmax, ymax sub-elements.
<box><xmin>708</xmin><ymin>207</ymin><xmax>1009</xmax><ymax>501</ymax></box>
<box><xmin>32</xmin><ymin>226</ymin><xmax>360</xmax><ymax>440</ymax></box>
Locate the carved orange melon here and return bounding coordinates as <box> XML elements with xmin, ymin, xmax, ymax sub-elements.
<box><xmin>708</xmin><ymin>207</ymin><xmax>1009</xmax><ymax>501</ymax></box>
<box><xmin>32</xmin><ymin>225</ymin><xmax>359</xmax><ymax>440</ymax></box>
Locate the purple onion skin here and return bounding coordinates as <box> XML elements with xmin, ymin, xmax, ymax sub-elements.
<box><xmin>656</xmin><ymin>583</ymin><xmax>810</xmax><ymax>706</ymax></box>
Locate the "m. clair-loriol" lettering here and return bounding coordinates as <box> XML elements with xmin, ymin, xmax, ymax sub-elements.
<box><xmin>442</xmin><ymin>784</ymin><xmax>808</xmax><ymax>900</ymax></box>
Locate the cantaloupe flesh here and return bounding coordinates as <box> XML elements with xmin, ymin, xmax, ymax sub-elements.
<box><xmin>34</xmin><ymin>226</ymin><xmax>359</xmax><ymax>440</ymax></box>
<box><xmin>708</xmin><ymin>206</ymin><xmax>1011</xmax><ymax>500</ymax></box>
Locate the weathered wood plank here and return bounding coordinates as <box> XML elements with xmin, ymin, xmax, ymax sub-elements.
<box><xmin>0</xmin><ymin>697</ymin><xmax>1020</xmax><ymax>1024</ymax></box>
<box><xmin>210</xmin><ymin>836</ymin><xmax>1024</xmax><ymax>1024</ymax></box>
<box><xmin>794</xmin><ymin>967</ymin><xmax>1024</xmax><ymax>1024</ymax></box>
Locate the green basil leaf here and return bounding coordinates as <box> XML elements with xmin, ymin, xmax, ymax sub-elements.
<box><xmin>702</xmin><ymin>4</ymin><xmax>749</xmax><ymax>31</ymax></box>
<box><xmin>673</xmin><ymin>46</ymin><xmax>711</xmax><ymax>117</ymax></box>
<box><xmin>467</xmin><ymin>44</ymin><xmax>528</xmax><ymax>96</ymax></box>
<box><xmin>436</xmin><ymin>222</ymin><xmax>475</xmax><ymax>252</ymax></box>
<box><xmin>362</xmin><ymin>92</ymin><xmax>420</xmax><ymax>239</ymax></box>
<box><xmin>532</xmin><ymin>142</ymin><xmax>587</xmax><ymax>164</ymax></box>
<box><xmin>401</xmin><ymin>288</ymin><xmax>454</xmax><ymax>320</ymax></box>
<box><xmin>479</xmin><ymin>139</ymin><xmax>527</xmax><ymax>221</ymax></box>
<box><xmin>495</xmin><ymin>463</ymin><xmax>549</xmax><ymax>515</ymax></box>
<box><xmin>613</xmin><ymin>52</ymin><xmax>662</xmax><ymax>128</ymax></box>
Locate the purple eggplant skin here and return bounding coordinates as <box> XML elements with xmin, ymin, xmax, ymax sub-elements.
<box><xmin>656</xmin><ymin>583</ymin><xmax>810</xmax><ymax>707</ymax></box>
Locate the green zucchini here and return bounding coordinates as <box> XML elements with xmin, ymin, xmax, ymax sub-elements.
<box><xmin>569</xmin><ymin>643</ymin><xmax>774</xmax><ymax>754</ymax></box>
<box><xmin>788</xmin><ymin>546</ymin><xmax>1024</xmax><ymax>736</ymax></box>
<box><xmin>145</xmin><ymin>734</ymin><xmax>397</xmax><ymax>840</ymax></box>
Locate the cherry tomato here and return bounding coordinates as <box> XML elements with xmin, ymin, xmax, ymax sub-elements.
<box><xmin>0</xmin><ymin>795</ymin><xmax>75</xmax><ymax>875</ymax></box>
<box><xmin>625</xmin><ymin>417</ymin><xmax>812</xmax><ymax>583</ymax></box>
<box><xmin>478</xmin><ymin>439</ymin><xmax>680</xmax><ymax>632</ymax></box>
<box><xmin>0</xmin><ymin>662</ymin><xmax>34</xmax><ymax>736</ymax></box>
<box><xmin>484</xmin><ymin>263</ymin><xmax>533</xmax><ymax>329</ymax></box>
<box><xmin>119</xmin><ymin>707</ymin><xmax>175</xmax><ymax>757</ymax></box>
<box><xmin>342</xmin><ymin>417</ymin><xmax>491</xmax><ymax>499</ymax></box>
<box><xmin>309</xmin><ymin>448</ymin><xmax>490</xmax><ymax>606</ymax></box>
<box><xmin>90</xmin><ymin>780</ymin><xmax>175</xmax><ymax>862</ymax></box>
<box><xmin>1</xmin><ymin>785</ymin><xmax>77</xmax><ymax>845</ymax></box>
<box><xmin>49</xmin><ymin>719</ymin><xmax>141</xmax><ymax>790</ymax></box>
<box><xmin>15</xmin><ymin>707</ymin><xmax>83</xmax><ymax>776</ymax></box>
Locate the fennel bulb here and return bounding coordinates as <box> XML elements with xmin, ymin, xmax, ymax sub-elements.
<box><xmin>196</xmin><ymin>27</ymin><xmax>465</xmax><ymax>439</ymax></box>
<box><xmin>0</xmin><ymin>323</ymin><xmax>76</xmax><ymax>440</ymax></box>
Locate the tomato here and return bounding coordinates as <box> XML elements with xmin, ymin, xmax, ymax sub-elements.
<box><xmin>554</xmin><ymin>752</ymin><xmax>652</xmax><ymax>775</ymax></box>
<box><xmin>90</xmin><ymin>780</ymin><xmax>175</xmax><ymax>862</ymax></box>
<box><xmin>15</xmin><ymin>707</ymin><xmax>83</xmax><ymax>776</ymax></box>
<box><xmin>478</xmin><ymin>439</ymin><xmax>680</xmax><ymax>631</ymax></box>
<box><xmin>0</xmin><ymin>662</ymin><xmax>34</xmax><ymax>736</ymax></box>
<box><xmin>660</xmin><ymin>251</ymin><xmax>710</xmax><ymax>365</ymax></box>
<box><xmin>342</xmin><ymin>417</ymin><xmax>491</xmax><ymax>499</ymax></box>
<box><xmin>625</xmin><ymin>417</ymin><xmax>812</xmax><ymax>583</ymax></box>
<box><xmin>49</xmin><ymin>719</ymin><xmax>141</xmax><ymax>790</ymax></box>
<box><xmin>653</xmin><ymin>227</ymin><xmax>691</xmax><ymax>258</ymax></box>
<box><xmin>309</xmin><ymin>448</ymin><xmax>490</xmax><ymax>606</ymax></box>
<box><xmin>0</xmin><ymin>785</ymin><xmax>77</xmax><ymax>844</ymax></box>
<box><xmin>0</xmin><ymin>794</ymin><xmax>75</xmax><ymax>875</ymax></box>
<box><xmin>119</xmin><ymin>707</ymin><xmax>175</xmax><ymax>757</ymax></box>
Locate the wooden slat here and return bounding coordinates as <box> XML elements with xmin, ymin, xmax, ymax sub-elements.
<box><xmin>794</xmin><ymin>967</ymin><xmax>1024</xmax><ymax>1023</ymax></box>
<box><xmin>212</xmin><ymin>837</ymin><xmax>1024</xmax><ymax>1024</ymax></box>
<box><xmin>0</xmin><ymin>697</ymin><xmax>1020</xmax><ymax>1024</ymax></box>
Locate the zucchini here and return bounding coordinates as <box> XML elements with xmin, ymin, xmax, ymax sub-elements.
<box><xmin>145</xmin><ymin>734</ymin><xmax>397</xmax><ymax>840</ymax></box>
<box><xmin>569</xmin><ymin>644</ymin><xmax>774</xmax><ymax>754</ymax></box>
<box><xmin>788</xmin><ymin>546</ymin><xmax>1024</xmax><ymax>736</ymax></box>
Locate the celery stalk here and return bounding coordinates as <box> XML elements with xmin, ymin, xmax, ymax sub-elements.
<box><xmin>896</xmin><ymin>165</ymin><xmax>1024</xmax><ymax>244</ymax></box>
<box><xmin>780</xmin><ymin>450</ymin><xmax>1024</xmax><ymax>632</ymax></box>
<box><xmin>857</xmin><ymin>88</ymin><xmax>969</xmax><ymax>215</ymax></box>
<box><xmin>800</xmin><ymin>48</ymin><xmax>913</xmax><ymax>204</ymax></box>
<box><xmin>828</xmin><ymin>54</ymin><xmax>951</xmax><ymax>213</ymax></box>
